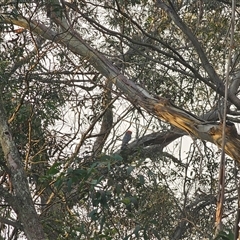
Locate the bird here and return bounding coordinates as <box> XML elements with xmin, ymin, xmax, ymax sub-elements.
<box><xmin>121</xmin><ymin>130</ymin><xmax>132</xmax><ymax>150</ymax></box>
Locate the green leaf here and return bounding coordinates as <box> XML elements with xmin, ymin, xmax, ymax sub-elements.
<box><xmin>90</xmin><ymin>179</ymin><xmax>98</xmax><ymax>185</ymax></box>
<box><xmin>112</xmin><ymin>154</ymin><xmax>123</xmax><ymax>161</ymax></box>
<box><xmin>54</xmin><ymin>177</ymin><xmax>63</xmax><ymax>189</ymax></box>
<box><xmin>134</xmin><ymin>225</ymin><xmax>141</xmax><ymax>237</ymax></box>
<box><xmin>127</xmin><ymin>166</ymin><xmax>134</xmax><ymax>175</ymax></box>
<box><xmin>215</xmin><ymin>228</ymin><xmax>234</xmax><ymax>240</ymax></box>
<box><xmin>46</xmin><ymin>162</ymin><xmax>61</xmax><ymax>175</ymax></box>
<box><xmin>138</xmin><ymin>174</ymin><xmax>145</xmax><ymax>185</ymax></box>
<box><xmin>88</xmin><ymin>209</ymin><xmax>99</xmax><ymax>221</ymax></box>
<box><xmin>122</xmin><ymin>197</ymin><xmax>131</xmax><ymax>205</ymax></box>
<box><xmin>67</xmin><ymin>178</ymin><xmax>73</xmax><ymax>191</ymax></box>
<box><xmin>130</xmin><ymin>196</ymin><xmax>138</xmax><ymax>209</ymax></box>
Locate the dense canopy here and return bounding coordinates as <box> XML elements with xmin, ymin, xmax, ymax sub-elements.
<box><xmin>0</xmin><ymin>0</ymin><xmax>240</xmax><ymax>239</ymax></box>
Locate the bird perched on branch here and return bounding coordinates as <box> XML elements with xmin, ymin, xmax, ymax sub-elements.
<box><xmin>121</xmin><ymin>130</ymin><xmax>132</xmax><ymax>150</ymax></box>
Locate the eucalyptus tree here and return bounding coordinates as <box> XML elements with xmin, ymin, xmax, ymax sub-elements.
<box><xmin>0</xmin><ymin>0</ymin><xmax>240</xmax><ymax>239</ymax></box>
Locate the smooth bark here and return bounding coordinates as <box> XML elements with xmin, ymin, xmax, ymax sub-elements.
<box><xmin>1</xmin><ymin>13</ymin><xmax>240</xmax><ymax>163</ymax></box>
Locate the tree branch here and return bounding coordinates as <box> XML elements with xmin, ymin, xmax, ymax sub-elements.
<box><xmin>155</xmin><ymin>0</ymin><xmax>240</xmax><ymax>109</ymax></box>
<box><xmin>93</xmin><ymin>79</ymin><xmax>113</xmax><ymax>155</ymax></box>
<box><xmin>0</xmin><ymin>93</ymin><xmax>46</xmax><ymax>239</ymax></box>
<box><xmin>2</xmin><ymin>13</ymin><xmax>240</xmax><ymax>163</ymax></box>
<box><xmin>0</xmin><ymin>216</ymin><xmax>23</xmax><ymax>231</ymax></box>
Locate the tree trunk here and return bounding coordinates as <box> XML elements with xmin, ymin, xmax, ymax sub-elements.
<box><xmin>0</xmin><ymin>97</ymin><xmax>46</xmax><ymax>239</ymax></box>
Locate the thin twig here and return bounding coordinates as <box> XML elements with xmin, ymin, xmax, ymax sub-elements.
<box><xmin>215</xmin><ymin>0</ymin><xmax>236</xmax><ymax>237</ymax></box>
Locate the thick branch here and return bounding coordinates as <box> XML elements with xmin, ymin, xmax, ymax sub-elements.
<box><xmin>93</xmin><ymin>79</ymin><xmax>113</xmax><ymax>155</ymax></box>
<box><xmin>0</xmin><ymin>216</ymin><xmax>23</xmax><ymax>231</ymax></box>
<box><xmin>155</xmin><ymin>0</ymin><xmax>240</xmax><ymax>109</ymax></box>
<box><xmin>2</xmin><ymin>14</ymin><xmax>240</xmax><ymax>162</ymax></box>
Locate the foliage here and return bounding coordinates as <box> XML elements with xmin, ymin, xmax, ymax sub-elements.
<box><xmin>215</xmin><ymin>228</ymin><xmax>234</xmax><ymax>240</ymax></box>
<box><xmin>0</xmin><ymin>0</ymin><xmax>240</xmax><ymax>239</ymax></box>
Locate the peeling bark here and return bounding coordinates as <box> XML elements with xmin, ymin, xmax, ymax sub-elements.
<box><xmin>1</xmin><ymin>13</ymin><xmax>240</xmax><ymax>163</ymax></box>
<box><xmin>155</xmin><ymin>0</ymin><xmax>240</xmax><ymax>109</ymax></box>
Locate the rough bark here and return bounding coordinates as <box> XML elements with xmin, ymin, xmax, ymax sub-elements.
<box><xmin>0</xmin><ymin>98</ymin><xmax>46</xmax><ymax>239</ymax></box>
